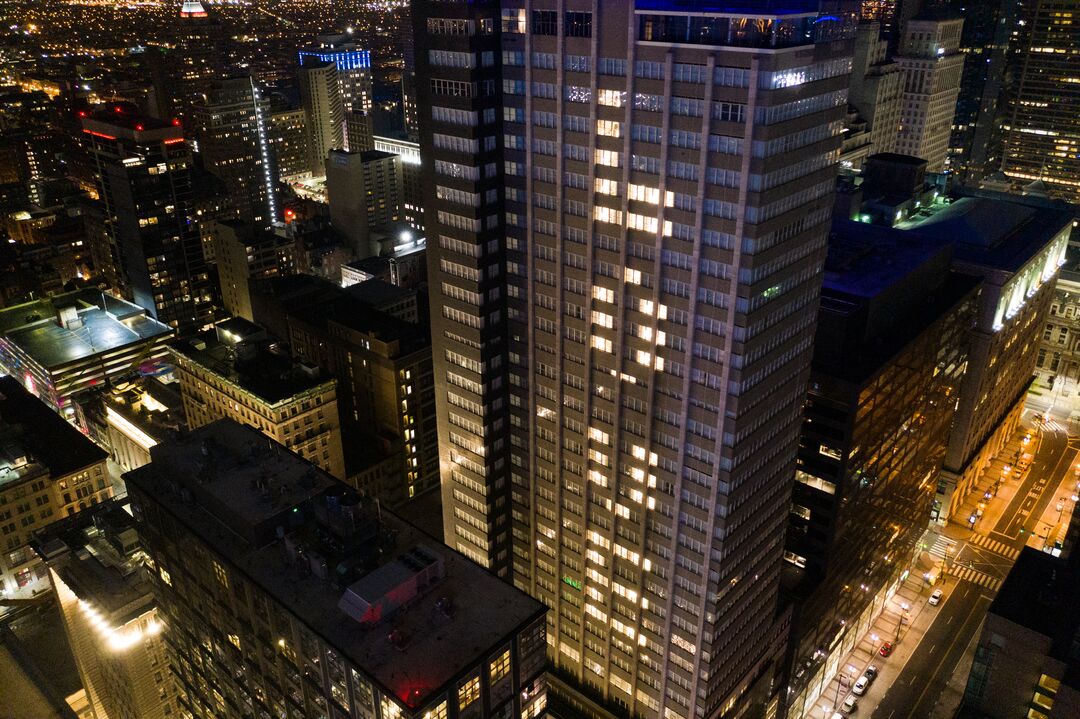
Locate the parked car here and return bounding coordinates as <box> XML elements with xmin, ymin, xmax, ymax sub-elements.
<box><xmin>879</xmin><ymin>641</ymin><xmax>894</xmax><ymax>657</ymax></box>
<box><xmin>929</xmin><ymin>589</ymin><xmax>944</xmax><ymax>606</ymax></box>
<box><xmin>864</xmin><ymin>665</ymin><xmax>878</xmax><ymax>680</ymax></box>
<box><xmin>842</xmin><ymin>695</ymin><xmax>858</xmax><ymax>713</ymax></box>
<box><xmin>852</xmin><ymin>676</ymin><xmax>869</xmax><ymax>696</ymax></box>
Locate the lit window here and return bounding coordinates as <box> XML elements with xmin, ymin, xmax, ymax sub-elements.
<box><xmin>489</xmin><ymin>649</ymin><xmax>511</xmax><ymax>683</ymax></box>
<box><xmin>597</xmin><ymin>119</ymin><xmax>621</xmax><ymax>137</ymax></box>
<box><xmin>458</xmin><ymin>676</ymin><xmax>480</xmax><ymax>709</ymax></box>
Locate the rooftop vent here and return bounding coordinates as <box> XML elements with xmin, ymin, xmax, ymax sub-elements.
<box><xmin>337</xmin><ymin>545</ymin><xmax>444</xmax><ymax>625</ymax></box>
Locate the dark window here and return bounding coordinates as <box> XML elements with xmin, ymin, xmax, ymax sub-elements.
<box><xmin>565</xmin><ymin>12</ymin><xmax>592</xmax><ymax>37</ymax></box>
<box><xmin>532</xmin><ymin>10</ymin><xmax>557</xmax><ymax>35</ymax></box>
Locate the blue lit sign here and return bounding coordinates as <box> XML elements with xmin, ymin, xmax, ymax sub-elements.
<box><xmin>298</xmin><ymin>49</ymin><xmax>371</xmax><ymax>71</ymax></box>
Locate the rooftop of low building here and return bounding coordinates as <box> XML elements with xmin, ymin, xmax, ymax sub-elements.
<box><xmin>0</xmin><ymin>289</ymin><xmax>172</xmax><ymax>370</ymax></box>
<box><xmin>169</xmin><ymin>320</ymin><xmax>332</xmax><ymax>405</ymax></box>
<box><xmin>0</xmin><ymin>375</ymin><xmax>108</xmax><ymax>482</ymax></box>
<box><xmin>124</xmin><ymin>420</ymin><xmax>545</xmax><ymax>711</ymax></box>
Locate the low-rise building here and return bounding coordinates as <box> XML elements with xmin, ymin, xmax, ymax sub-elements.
<box><xmin>961</xmin><ymin>542</ymin><xmax>1080</xmax><ymax>718</ymax></box>
<box><xmin>33</xmin><ymin>501</ymin><xmax>177</xmax><ymax>719</ymax></box>
<box><xmin>125</xmin><ymin>420</ymin><xmax>548</xmax><ymax>719</ymax></box>
<box><xmin>169</xmin><ymin>318</ymin><xmax>346</xmax><ymax>479</ymax></box>
<box><xmin>78</xmin><ymin>376</ymin><xmax>185</xmax><ymax>473</ymax></box>
<box><xmin>0</xmin><ymin>376</ymin><xmax>110</xmax><ymax>603</ymax></box>
<box><xmin>0</xmin><ymin>289</ymin><xmax>173</xmax><ymax>419</ymax></box>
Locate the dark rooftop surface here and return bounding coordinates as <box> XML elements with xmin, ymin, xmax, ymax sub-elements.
<box><xmin>289</xmin><ymin>289</ymin><xmax>427</xmax><ymax>354</ymax></box>
<box><xmin>817</xmin><ymin>222</ymin><xmax>980</xmax><ymax>383</ymax></box>
<box><xmin>33</xmin><ymin>501</ymin><xmax>153</xmax><ymax>618</ymax></box>
<box><xmin>125</xmin><ymin>421</ymin><xmax>544</xmax><ymax>710</ymax></box>
<box><xmin>169</xmin><ymin>330</ymin><xmax>333</xmax><ymax>404</ymax></box>
<box><xmin>0</xmin><ymin>289</ymin><xmax>172</xmax><ymax>370</ymax></box>
<box><xmin>0</xmin><ymin>376</ymin><xmax>107</xmax><ymax>477</ymax></box>
<box><xmin>344</xmin><ymin>278</ymin><xmax>415</xmax><ymax>309</ymax></box>
<box><xmin>990</xmin><ymin>546</ymin><xmax>1080</xmax><ymax>672</ymax></box>
<box><xmin>900</xmin><ymin>196</ymin><xmax>1074</xmax><ymax>273</ymax></box>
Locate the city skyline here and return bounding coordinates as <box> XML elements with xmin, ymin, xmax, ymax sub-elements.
<box><xmin>0</xmin><ymin>1</ymin><xmax>1079</xmax><ymax>719</ymax></box>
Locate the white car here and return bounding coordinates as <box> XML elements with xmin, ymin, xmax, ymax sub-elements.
<box><xmin>852</xmin><ymin>675</ymin><xmax>869</xmax><ymax>696</ymax></box>
<box><xmin>930</xmin><ymin>589</ymin><xmax>944</xmax><ymax>606</ymax></box>
<box><xmin>842</xmin><ymin>695</ymin><xmax>858</xmax><ymax>713</ymax></box>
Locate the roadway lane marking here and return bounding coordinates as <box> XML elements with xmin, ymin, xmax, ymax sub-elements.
<box><xmin>905</xmin><ymin>596</ymin><xmax>992</xmax><ymax>719</ymax></box>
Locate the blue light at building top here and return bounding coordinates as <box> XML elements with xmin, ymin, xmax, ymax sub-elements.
<box><xmin>298</xmin><ymin>49</ymin><xmax>371</xmax><ymax>71</ymax></box>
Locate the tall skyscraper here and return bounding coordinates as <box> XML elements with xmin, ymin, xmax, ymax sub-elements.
<box><xmin>298</xmin><ymin>59</ymin><xmax>345</xmax><ymax>176</ymax></box>
<box><xmin>418</xmin><ymin>3</ymin><xmax>853</xmax><ymax>716</ymax></box>
<box><xmin>190</xmin><ymin>76</ymin><xmax>279</xmax><ymax>229</ymax></box>
<box><xmin>849</xmin><ymin>22</ymin><xmax>903</xmax><ymax>160</ymax></box>
<box><xmin>299</xmin><ymin>35</ymin><xmax>374</xmax><ymax>152</ymax></box>
<box><xmin>944</xmin><ymin>0</ymin><xmax>1018</xmax><ymax>183</ymax></box>
<box><xmin>82</xmin><ymin>108</ymin><xmax>213</xmax><ymax>329</ymax></box>
<box><xmin>1000</xmin><ymin>0</ymin><xmax>1080</xmax><ymax>200</ymax></box>
<box><xmin>894</xmin><ymin>13</ymin><xmax>965</xmax><ymax>171</ymax></box>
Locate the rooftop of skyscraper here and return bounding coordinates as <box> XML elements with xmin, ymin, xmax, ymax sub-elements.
<box><xmin>0</xmin><ymin>289</ymin><xmax>172</xmax><ymax>371</ymax></box>
<box><xmin>124</xmin><ymin>419</ymin><xmax>545</xmax><ymax>708</ymax></box>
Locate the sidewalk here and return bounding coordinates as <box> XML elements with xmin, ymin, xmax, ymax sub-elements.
<box><xmin>811</xmin><ymin>573</ymin><xmax>937</xmax><ymax>718</ymax></box>
<box><xmin>952</xmin><ymin>425</ymin><xmax>1033</xmax><ymax>534</ymax></box>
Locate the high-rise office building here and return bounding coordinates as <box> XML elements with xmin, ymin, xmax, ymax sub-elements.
<box><xmin>418</xmin><ymin>3</ymin><xmax>853</xmax><ymax>716</ymax></box>
<box><xmin>82</xmin><ymin>108</ymin><xmax>213</xmax><ymax>330</ymax></box>
<box><xmin>172</xmin><ymin>1</ymin><xmax>226</xmax><ymax>117</ymax></box>
<box><xmin>125</xmin><ymin>419</ymin><xmax>548</xmax><ymax>719</ymax></box>
<box><xmin>1000</xmin><ymin>0</ymin><xmax>1080</xmax><ymax>201</ymax></box>
<box><xmin>848</xmin><ymin>22</ymin><xmax>903</xmax><ymax>162</ymax></box>
<box><xmin>783</xmin><ymin>221</ymin><xmax>977</xmax><ymax>719</ymax></box>
<box><xmin>894</xmin><ymin>14</ymin><xmax>965</xmax><ymax>171</ymax></box>
<box><xmin>298</xmin><ymin>60</ymin><xmax>345</xmax><ymax>176</ymax></box>
<box><xmin>169</xmin><ymin>319</ymin><xmax>346</xmax><ymax>479</ymax></box>
<box><xmin>326</xmin><ymin>149</ymin><xmax>403</xmax><ymax>255</ymax></box>
<box><xmin>268</xmin><ymin>105</ymin><xmax>310</xmax><ymax>182</ymax></box>
<box><xmin>374</xmin><ymin>135</ymin><xmax>425</xmax><ymax>232</ymax></box>
<box><xmin>190</xmin><ymin>76</ymin><xmax>279</xmax><ymax>229</ymax></box>
<box><xmin>299</xmin><ymin>35</ymin><xmax>374</xmax><ymax>152</ymax></box>
<box><xmin>944</xmin><ymin>0</ymin><xmax>1018</xmax><ymax>183</ymax></box>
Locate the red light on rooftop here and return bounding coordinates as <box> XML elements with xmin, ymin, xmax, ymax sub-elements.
<box><xmin>114</xmin><ymin>106</ymin><xmax>122</xmax><ymax>113</ymax></box>
<box><xmin>77</xmin><ymin>110</ymin><xmax>87</xmax><ymax>118</ymax></box>
<box><xmin>135</xmin><ymin>124</ymin><xmax>144</xmax><ymax>131</ymax></box>
<box><xmin>172</xmin><ymin>118</ymin><xmax>181</xmax><ymax>127</ymax></box>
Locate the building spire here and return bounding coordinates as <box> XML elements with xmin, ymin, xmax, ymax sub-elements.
<box><xmin>179</xmin><ymin>0</ymin><xmax>207</xmax><ymax>18</ymax></box>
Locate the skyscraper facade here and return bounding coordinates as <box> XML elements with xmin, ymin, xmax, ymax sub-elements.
<box><xmin>894</xmin><ymin>14</ymin><xmax>965</xmax><ymax>171</ymax></box>
<box><xmin>419</xmin><ymin>3</ymin><xmax>853</xmax><ymax>716</ymax></box>
<box><xmin>190</xmin><ymin>76</ymin><xmax>279</xmax><ymax>229</ymax></box>
<box><xmin>944</xmin><ymin>0</ymin><xmax>1018</xmax><ymax>183</ymax></box>
<box><xmin>299</xmin><ymin>35</ymin><xmax>374</xmax><ymax>152</ymax></box>
<box><xmin>1000</xmin><ymin>0</ymin><xmax>1080</xmax><ymax>200</ymax></box>
<box><xmin>82</xmin><ymin>109</ymin><xmax>213</xmax><ymax>329</ymax></box>
<box><xmin>298</xmin><ymin>59</ymin><xmax>345</xmax><ymax>176</ymax></box>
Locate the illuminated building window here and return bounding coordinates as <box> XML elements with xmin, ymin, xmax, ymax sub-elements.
<box><xmin>458</xmin><ymin>675</ymin><xmax>480</xmax><ymax>708</ymax></box>
<box><xmin>213</xmin><ymin>560</ymin><xmax>229</xmax><ymax>589</ymax></box>
<box><xmin>489</xmin><ymin>649</ymin><xmax>511</xmax><ymax>683</ymax></box>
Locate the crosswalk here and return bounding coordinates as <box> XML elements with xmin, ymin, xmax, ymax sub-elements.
<box><xmin>1043</xmin><ymin>418</ymin><xmax>1068</xmax><ymax>433</ymax></box>
<box><xmin>946</xmin><ymin>565</ymin><xmax>1002</xmax><ymax>591</ymax></box>
<box><xmin>967</xmin><ymin>533</ymin><xmax>1020</xmax><ymax>560</ymax></box>
<box><xmin>927</xmin><ymin>535</ymin><xmax>957</xmax><ymax>560</ymax></box>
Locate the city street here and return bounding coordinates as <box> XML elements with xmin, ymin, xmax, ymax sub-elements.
<box><xmin>815</xmin><ymin>395</ymin><xmax>1080</xmax><ymax>719</ymax></box>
